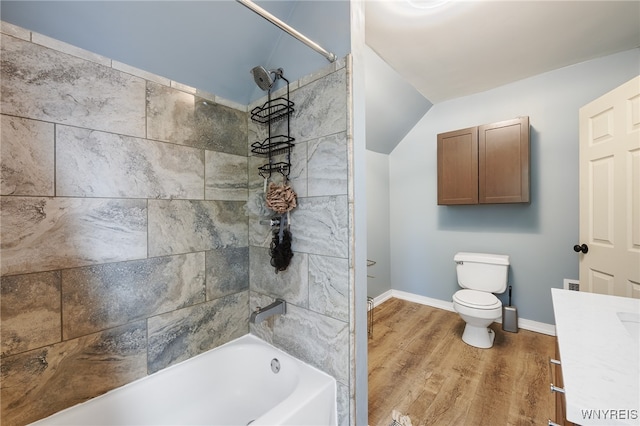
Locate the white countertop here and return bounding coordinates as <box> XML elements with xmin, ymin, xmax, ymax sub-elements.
<box><xmin>552</xmin><ymin>289</ymin><xmax>640</xmax><ymax>425</ymax></box>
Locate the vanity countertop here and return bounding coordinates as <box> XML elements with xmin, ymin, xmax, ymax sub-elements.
<box><xmin>552</xmin><ymin>288</ymin><xmax>640</xmax><ymax>425</ymax></box>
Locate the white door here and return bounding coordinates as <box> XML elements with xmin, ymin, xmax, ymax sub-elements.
<box><xmin>578</xmin><ymin>76</ymin><xmax>640</xmax><ymax>298</ymax></box>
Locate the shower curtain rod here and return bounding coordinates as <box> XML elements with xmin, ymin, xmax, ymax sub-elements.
<box><xmin>236</xmin><ymin>0</ymin><xmax>337</xmax><ymax>63</ymax></box>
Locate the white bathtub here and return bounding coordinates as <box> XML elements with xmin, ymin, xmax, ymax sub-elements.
<box><xmin>31</xmin><ymin>334</ymin><xmax>337</xmax><ymax>426</ymax></box>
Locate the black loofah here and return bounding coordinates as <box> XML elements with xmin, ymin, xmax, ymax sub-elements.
<box><xmin>270</xmin><ymin>229</ymin><xmax>293</xmax><ymax>272</ymax></box>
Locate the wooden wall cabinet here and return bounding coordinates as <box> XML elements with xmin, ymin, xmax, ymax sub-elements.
<box><xmin>437</xmin><ymin>117</ymin><xmax>530</xmax><ymax>205</ymax></box>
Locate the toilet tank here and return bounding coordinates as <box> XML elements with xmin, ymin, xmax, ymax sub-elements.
<box><xmin>454</xmin><ymin>252</ymin><xmax>510</xmax><ymax>293</ymax></box>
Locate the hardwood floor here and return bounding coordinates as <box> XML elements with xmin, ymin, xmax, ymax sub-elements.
<box><xmin>368</xmin><ymin>298</ymin><xmax>556</xmax><ymax>426</ymax></box>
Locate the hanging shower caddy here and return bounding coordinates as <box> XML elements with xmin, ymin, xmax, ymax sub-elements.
<box><xmin>250</xmin><ymin>77</ymin><xmax>295</xmax><ymax>179</ymax></box>
<box><xmin>250</xmin><ymin>70</ymin><xmax>296</xmax><ymax>273</ymax></box>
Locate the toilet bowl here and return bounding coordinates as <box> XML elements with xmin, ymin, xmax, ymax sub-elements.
<box><xmin>452</xmin><ymin>252</ymin><xmax>510</xmax><ymax>349</ymax></box>
<box><xmin>453</xmin><ymin>289</ymin><xmax>502</xmax><ymax>348</ymax></box>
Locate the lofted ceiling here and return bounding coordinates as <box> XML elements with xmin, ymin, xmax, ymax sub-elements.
<box><xmin>364</xmin><ymin>0</ymin><xmax>640</xmax><ymax>153</ymax></box>
<box><xmin>366</xmin><ymin>0</ymin><xmax>640</xmax><ymax>104</ymax></box>
<box><xmin>1</xmin><ymin>1</ymin><xmax>639</xmax><ymax>155</ymax></box>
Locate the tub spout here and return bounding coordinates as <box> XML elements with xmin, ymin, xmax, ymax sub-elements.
<box><xmin>250</xmin><ymin>299</ymin><xmax>286</xmax><ymax>324</ymax></box>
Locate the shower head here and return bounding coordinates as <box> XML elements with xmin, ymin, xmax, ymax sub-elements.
<box><xmin>250</xmin><ymin>66</ymin><xmax>284</xmax><ymax>91</ymax></box>
<box><xmin>251</xmin><ymin>66</ymin><xmax>272</xmax><ymax>91</ymax></box>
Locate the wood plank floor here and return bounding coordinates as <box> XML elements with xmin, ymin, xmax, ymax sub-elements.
<box><xmin>368</xmin><ymin>298</ymin><xmax>556</xmax><ymax>426</ymax></box>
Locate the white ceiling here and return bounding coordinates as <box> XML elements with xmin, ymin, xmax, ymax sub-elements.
<box><xmin>366</xmin><ymin>0</ymin><xmax>640</xmax><ymax>104</ymax></box>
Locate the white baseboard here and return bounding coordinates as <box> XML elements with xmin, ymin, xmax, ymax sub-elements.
<box><xmin>391</xmin><ymin>289</ymin><xmax>456</xmax><ymax>312</ymax></box>
<box><xmin>512</xmin><ymin>318</ymin><xmax>556</xmax><ymax>336</ymax></box>
<box><xmin>371</xmin><ymin>289</ymin><xmax>556</xmax><ymax>336</ymax></box>
<box><xmin>371</xmin><ymin>290</ymin><xmax>393</xmax><ymax>307</ymax></box>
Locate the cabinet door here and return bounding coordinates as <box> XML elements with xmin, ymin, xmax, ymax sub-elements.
<box><xmin>478</xmin><ymin>117</ymin><xmax>530</xmax><ymax>203</ymax></box>
<box><xmin>437</xmin><ymin>126</ymin><xmax>478</xmax><ymax>205</ymax></box>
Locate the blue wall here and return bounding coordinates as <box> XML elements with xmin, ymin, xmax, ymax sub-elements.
<box><xmin>366</xmin><ymin>150</ymin><xmax>391</xmax><ymax>298</ymax></box>
<box><xmin>389</xmin><ymin>49</ymin><xmax>640</xmax><ymax>325</ymax></box>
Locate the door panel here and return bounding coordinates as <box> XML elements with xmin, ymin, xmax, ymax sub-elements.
<box><xmin>589</xmin><ymin>269</ymin><xmax>615</xmax><ymax>295</ymax></box>
<box><xmin>478</xmin><ymin>117</ymin><xmax>530</xmax><ymax>203</ymax></box>
<box><xmin>630</xmin><ymin>148</ymin><xmax>640</xmax><ymax>286</ymax></box>
<box><xmin>437</xmin><ymin>127</ymin><xmax>478</xmax><ymax>205</ymax></box>
<box><xmin>589</xmin><ymin>156</ymin><xmax>614</xmax><ymax>246</ymax></box>
<box><xmin>579</xmin><ymin>76</ymin><xmax>640</xmax><ymax>298</ymax></box>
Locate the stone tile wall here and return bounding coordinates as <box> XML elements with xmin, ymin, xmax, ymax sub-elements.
<box><xmin>0</xmin><ymin>20</ymin><xmax>355</xmax><ymax>426</ymax></box>
<box><xmin>0</xmin><ymin>22</ymin><xmax>249</xmax><ymax>425</ymax></box>
<box><xmin>246</xmin><ymin>63</ymin><xmax>353</xmax><ymax>426</ymax></box>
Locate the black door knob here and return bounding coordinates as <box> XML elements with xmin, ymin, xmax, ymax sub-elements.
<box><xmin>573</xmin><ymin>244</ymin><xmax>588</xmax><ymax>254</ymax></box>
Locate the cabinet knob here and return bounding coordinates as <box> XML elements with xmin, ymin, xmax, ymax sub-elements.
<box><xmin>550</xmin><ymin>384</ymin><xmax>565</xmax><ymax>394</ymax></box>
<box><xmin>573</xmin><ymin>244</ymin><xmax>588</xmax><ymax>254</ymax></box>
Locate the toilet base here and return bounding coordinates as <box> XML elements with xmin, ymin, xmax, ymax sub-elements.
<box><xmin>462</xmin><ymin>324</ymin><xmax>495</xmax><ymax>349</ymax></box>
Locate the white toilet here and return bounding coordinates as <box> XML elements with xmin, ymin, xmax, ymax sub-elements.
<box><xmin>452</xmin><ymin>252</ymin><xmax>510</xmax><ymax>349</ymax></box>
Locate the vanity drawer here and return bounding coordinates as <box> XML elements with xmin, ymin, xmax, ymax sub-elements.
<box><xmin>550</xmin><ymin>340</ymin><xmax>576</xmax><ymax>426</ymax></box>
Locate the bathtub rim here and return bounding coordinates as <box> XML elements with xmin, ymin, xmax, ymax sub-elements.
<box><xmin>29</xmin><ymin>332</ymin><xmax>337</xmax><ymax>426</ymax></box>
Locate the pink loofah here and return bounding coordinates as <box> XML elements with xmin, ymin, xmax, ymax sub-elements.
<box><xmin>265</xmin><ymin>182</ymin><xmax>297</xmax><ymax>214</ymax></box>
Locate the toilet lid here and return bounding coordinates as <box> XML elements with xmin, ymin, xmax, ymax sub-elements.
<box><xmin>453</xmin><ymin>289</ymin><xmax>501</xmax><ymax>309</ymax></box>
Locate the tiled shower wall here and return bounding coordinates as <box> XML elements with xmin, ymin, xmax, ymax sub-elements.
<box><xmin>0</xmin><ymin>22</ymin><xmax>250</xmax><ymax>425</ymax></box>
<box><xmin>247</xmin><ymin>62</ymin><xmax>352</xmax><ymax>426</ymax></box>
<box><xmin>0</xmin><ymin>21</ymin><xmax>356</xmax><ymax>426</ymax></box>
